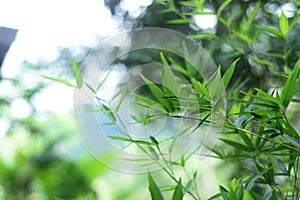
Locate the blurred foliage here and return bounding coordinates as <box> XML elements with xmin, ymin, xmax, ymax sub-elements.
<box><xmin>0</xmin><ymin>0</ymin><xmax>300</xmax><ymax>199</ymax></box>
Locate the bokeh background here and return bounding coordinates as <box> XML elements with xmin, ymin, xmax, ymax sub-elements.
<box><xmin>0</xmin><ymin>0</ymin><xmax>299</xmax><ymax>199</ymax></box>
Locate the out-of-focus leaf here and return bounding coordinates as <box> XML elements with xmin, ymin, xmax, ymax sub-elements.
<box><xmin>277</xmin><ymin>159</ymin><xmax>288</xmax><ymax>175</ymax></box>
<box><xmin>150</xmin><ymin>135</ymin><xmax>159</xmax><ymax>145</ymax></box>
<box><xmin>41</xmin><ymin>75</ymin><xmax>75</xmax><ymax>87</ymax></box>
<box><xmin>208</xmin><ymin>193</ymin><xmax>223</xmax><ymax>200</ymax></box>
<box><xmin>244</xmin><ymin>1</ymin><xmax>260</xmax><ymax>32</ymax></box>
<box><xmin>223</xmin><ymin>58</ymin><xmax>239</xmax><ymax>88</ymax></box>
<box><xmin>256</xmin><ymin>25</ymin><xmax>284</xmax><ymax>38</ymax></box>
<box><xmin>220</xmin><ymin>138</ymin><xmax>253</xmax><ymax>152</ymax></box>
<box><xmin>166</xmin><ymin>19</ymin><xmax>191</xmax><ymax>24</ymax></box>
<box><xmin>72</xmin><ymin>59</ymin><xmax>83</xmax><ymax>88</ymax></box>
<box><xmin>280</xmin><ymin>59</ymin><xmax>300</xmax><ymax>108</ymax></box>
<box><xmin>190</xmin><ymin>34</ymin><xmax>218</xmax><ymax>39</ymax></box>
<box><xmin>102</xmin><ymin>104</ymin><xmax>116</xmax><ymax>122</ymax></box>
<box><xmin>243</xmin><ymin>190</ymin><xmax>254</xmax><ymax>200</ymax></box>
<box><xmin>96</xmin><ymin>67</ymin><xmax>114</xmax><ymax>92</ymax></box>
<box><xmin>217</xmin><ymin>0</ymin><xmax>232</xmax><ymax>16</ymax></box>
<box><xmin>148</xmin><ymin>173</ymin><xmax>164</xmax><ymax>200</ymax></box>
<box><xmin>252</xmin><ymin>58</ymin><xmax>274</xmax><ymax>67</ymax></box>
<box><xmin>149</xmin><ymin>146</ymin><xmax>159</xmax><ymax>160</ymax></box>
<box><xmin>160</xmin><ymin>51</ymin><xmax>179</xmax><ymax>96</ymax></box>
<box><xmin>171</xmin><ymin>178</ymin><xmax>183</xmax><ymax>200</ymax></box>
<box><xmin>283</xmin><ymin>134</ymin><xmax>300</xmax><ymax>149</ymax></box>
<box><xmin>84</xmin><ymin>82</ymin><xmax>96</xmax><ymax>93</ymax></box>
<box><xmin>280</xmin><ymin>11</ymin><xmax>289</xmax><ymax>38</ymax></box>
<box><xmin>233</xmin><ymin>30</ymin><xmax>252</xmax><ymax>43</ymax></box>
<box><xmin>108</xmin><ymin>136</ymin><xmax>154</xmax><ymax>145</ymax></box>
<box><xmin>115</xmin><ymin>85</ymin><xmax>127</xmax><ymax>112</ymax></box>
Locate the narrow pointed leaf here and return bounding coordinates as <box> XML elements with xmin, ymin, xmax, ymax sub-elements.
<box><xmin>148</xmin><ymin>173</ymin><xmax>164</xmax><ymax>200</ymax></box>
<box><xmin>72</xmin><ymin>59</ymin><xmax>83</xmax><ymax>88</ymax></box>
<box><xmin>160</xmin><ymin>51</ymin><xmax>179</xmax><ymax>97</ymax></box>
<box><xmin>217</xmin><ymin>0</ymin><xmax>232</xmax><ymax>16</ymax></box>
<box><xmin>108</xmin><ymin>136</ymin><xmax>154</xmax><ymax>145</ymax></box>
<box><xmin>244</xmin><ymin>1</ymin><xmax>260</xmax><ymax>32</ymax></box>
<box><xmin>41</xmin><ymin>75</ymin><xmax>75</xmax><ymax>87</ymax></box>
<box><xmin>141</xmin><ymin>74</ymin><xmax>173</xmax><ymax>112</ymax></box>
<box><xmin>223</xmin><ymin>58</ymin><xmax>239</xmax><ymax>88</ymax></box>
<box><xmin>256</xmin><ymin>25</ymin><xmax>284</xmax><ymax>38</ymax></box>
<box><xmin>171</xmin><ymin>178</ymin><xmax>183</xmax><ymax>200</ymax></box>
<box><xmin>220</xmin><ymin>138</ymin><xmax>253</xmax><ymax>152</ymax></box>
<box><xmin>280</xmin><ymin>59</ymin><xmax>300</xmax><ymax>108</ymax></box>
<box><xmin>280</xmin><ymin>11</ymin><xmax>289</xmax><ymax>37</ymax></box>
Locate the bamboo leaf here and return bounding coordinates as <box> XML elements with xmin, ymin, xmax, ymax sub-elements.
<box><xmin>233</xmin><ymin>30</ymin><xmax>252</xmax><ymax>43</ymax></box>
<box><xmin>166</xmin><ymin>19</ymin><xmax>191</xmax><ymax>24</ymax></box>
<box><xmin>85</xmin><ymin>82</ymin><xmax>96</xmax><ymax>93</ymax></box>
<box><xmin>223</xmin><ymin>58</ymin><xmax>239</xmax><ymax>88</ymax></box>
<box><xmin>108</xmin><ymin>136</ymin><xmax>154</xmax><ymax>145</ymax></box>
<box><xmin>148</xmin><ymin>173</ymin><xmax>165</xmax><ymax>200</ymax></box>
<box><xmin>192</xmin><ymin>78</ymin><xmax>210</xmax><ymax>99</ymax></box>
<box><xmin>220</xmin><ymin>138</ymin><xmax>253</xmax><ymax>152</ymax></box>
<box><xmin>171</xmin><ymin>178</ymin><xmax>183</xmax><ymax>200</ymax></box>
<box><xmin>150</xmin><ymin>135</ymin><xmax>159</xmax><ymax>145</ymax></box>
<box><xmin>252</xmin><ymin>58</ymin><xmax>274</xmax><ymax>67</ymax></box>
<box><xmin>41</xmin><ymin>75</ymin><xmax>75</xmax><ymax>87</ymax></box>
<box><xmin>280</xmin><ymin>11</ymin><xmax>289</xmax><ymax>38</ymax></box>
<box><xmin>160</xmin><ymin>51</ymin><xmax>179</xmax><ymax>96</ymax></box>
<box><xmin>72</xmin><ymin>59</ymin><xmax>83</xmax><ymax>88</ymax></box>
<box><xmin>256</xmin><ymin>25</ymin><xmax>284</xmax><ymax>38</ymax></box>
<box><xmin>96</xmin><ymin>66</ymin><xmax>114</xmax><ymax>92</ymax></box>
<box><xmin>141</xmin><ymin>74</ymin><xmax>173</xmax><ymax>112</ymax></box>
<box><xmin>280</xmin><ymin>59</ymin><xmax>300</xmax><ymax>108</ymax></box>
<box><xmin>217</xmin><ymin>0</ymin><xmax>232</xmax><ymax>16</ymax></box>
<box><xmin>244</xmin><ymin>1</ymin><xmax>260</xmax><ymax>32</ymax></box>
<box><xmin>189</xmin><ymin>34</ymin><xmax>218</xmax><ymax>39</ymax></box>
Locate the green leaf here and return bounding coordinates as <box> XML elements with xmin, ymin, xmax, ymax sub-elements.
<box><xmin>148</xmin><ymin>146</ymin><xmax>159</xmax><ymax>160</ymax></box>
<box><xmin>160</xmin><ymin>51</ymin><xmax>179</xmax><ymax>96</ymax></box>
<box><xmin>72</xmin><ymin>59</ymin><xmax>83</xmax><ymax>88</ymax></box>
<box><xmin>148</xmin><ymin>173</ymin><xmax>164</xmax><ymax>200</ymax></box>
<box><xmin>277</xmin><ymin>159</ymin><xmax>288</xmax><ymax>175</ymax></box>
<box><xmin>102</xmin><ymin>104</ymin><xmax>116</xmax><ymax>122</ymax></box>
<box><xmin>223</xmin><ymin>58</ymin><xmax>239</xmax><ymax>88</ymax></box>
<box><xmin>150</xmin><ymin>135</ymin><xmax>159</xmax><ymax>145</ymax></box>
<box><xmin>220</xmin><ymin>138</ymin><xmax>253</xmax><ymax>152</ymax></box>
<box><xmin>108</xmin><ymin>136</ymin><xmax>154</xmax><ymax>145</ymax></box>
<box><xmin>84</xmin><ymin>82</ymin><xmax>96</xmax><ymax>93</ymax></box>
<box><xmin>256</xmin><ymin>25</ymin><xmax>284</xmax><ymax>38</ymax></box>
<box><xmin>166</xmin><ymin>19</ymin><xmax>191</xmax><ymax>24</ymax></box>
<box><xmin>134</xmin><ymin>94</ymin><xmax>166</xmax><ymax>113</ymax></box>
<box><xmin>283</xmin><ymin>134</ymin><xmax>300</xmax><ymax>149</ymax></box>
<box><xmin>244</xmin><ymin>1</ymin><xmax>260</xmax><ymax>32</ymax></box>
<box><xmin>208</xmin><ymin>193</ymin><xmax>223</xmax><ymax>200</ymax></box>
<box><xmin>280</xmin><ymin>11</ymin><xmax>289</xmax><ymax>38</ymax></box>
<box><xmin>192</xmin><ymin>78</ymin><xmax>210</xmax><ymax>99</ymax></box>
<box><xmin>115</xmin><ymin>85</ymin><xmax>127</xmax><ymax>112</ymax></box>
<box><xmin>289</xmin><ymin>14</ymin><xmax>300</xmax><ymax>31</ymax></box>
<box><xmin>217</xmin><ymin>0</ymin><xmax>232</xmax><ymax>16</ymax></box>
<box><xmin>171</xmin><ymin>178</ymin><xmax>183</xmax><ymax>200</ymax></box>
<box><xmin>189</xmin><ymin>34</ymin><xmax>218</xmax><ymax>40</ymax></box>
<box><xmin>238</xmin><ymin>131</ymin><xmax>254</xmax><ymax>149</ymax></box>
<box><xmin>41</xmin><ymin>75</ymin><xmax>75</xmax><ymax>87</ymax></box>
<box><xmin>96</xmin><ymin>66</ymin><xmax>115</xmax><ymax>92</ymax></box>
<box><xmin>280</xmin><ymin>59</ymin><xmax>300</xmax><ymax>108</ymax></box>
<box><xmin>252</xmin><ymin>58</ymin><xmax>274</xmax><ymax>67</ymax></box>
<box><xmin>140</xmin><ymin>74</ymin><xmax>173</xmax><ymax>112</ymax></box>
<box><xmin>243</xmin><ymin>190</ymin><xmax>254</xmax><ymax>200</ymax></box>
<box><xmin>233</xmin><ymin>30</ymin><xmax>252</xmax><ymax>43</ymax></box>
